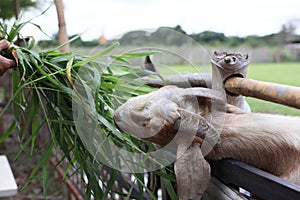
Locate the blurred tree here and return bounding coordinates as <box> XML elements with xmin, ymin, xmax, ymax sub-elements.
<box><xmin>261</xmin><ymin>33</ymin><xmax>278</xmax><ymax>46</ymax></box>
<box><xmin>150</xmin><ymin>26</ymin><xmax>187</xmax><ymax>46</ymax></box>
<box><xmin>227</xmin><ymin>36</ymin><xmax>245</xmax><ymax>47</ymax></box>
<box><xmin>245</xmin><ymin>35</ymin><xmax>264</xmax><ymax>48</ymax></box>
<box><xmin>119</xmin><ymin>30</ymin><xmax>150</xmax><ymax>45</ymax></box>
<box><xmin>190</xmin><ymin>31</ymin><xmax>226</xmax><ymax>45</ymax></box>
<box><xmin>173</xmin><ymin>25</ymin><xmax>187</xmax><ymax>35</ymax></box>
<box><xmin>278</xmin><ymin>22</ymin><xmax>298</xmax><ymax>44</ymax></box>
<box><xmin>0</xmin><ymin>0</ymin><xmax>37</xmax><ymax>21</ymax></box>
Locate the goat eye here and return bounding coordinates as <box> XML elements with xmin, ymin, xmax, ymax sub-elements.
<box><xmin>144</xmin><ymin>102</ymin><xmax>151</xmax><ymax>110</ymax></box>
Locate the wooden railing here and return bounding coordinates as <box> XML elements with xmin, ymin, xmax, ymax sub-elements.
<box><xmin>209</xmin><ymin>159</ymin><xmax>300</xmax><ymax>200</ymax></box>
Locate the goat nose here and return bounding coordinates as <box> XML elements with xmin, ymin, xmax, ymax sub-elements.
<box><xmin>224</xmin><ymin>56</ymin><xmax>237</xmax><ymax>65</ymax></box>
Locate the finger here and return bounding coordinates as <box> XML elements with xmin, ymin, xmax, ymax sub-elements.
<box><xmin>0</xmin><ymin>40</ymin><xmax>10</xmax><ymax>51</ymax></box>
<box><xmin>2</xmin><ymin>57</ymin><xmax>16</xmax><ymax>68</ymax></box>
<box><xmin>0</xmin><ymin>57</ymin><xmax>16</xmax><ymax>76</ymax></box>
<box><xmin>5</xmin><ymin>57</ymin><xmax>16</xmax><ymax>68</ymax></box>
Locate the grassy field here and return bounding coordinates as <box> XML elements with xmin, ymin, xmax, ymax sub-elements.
<box><xmin>246</xmin><ymin>63</ymin><xmax>300</xmax><ymax>116</ymax></box>
<box><xmin>161</xmin><ymin>63</ymin><xmax>300</xmax><ymax>116</ymax></box>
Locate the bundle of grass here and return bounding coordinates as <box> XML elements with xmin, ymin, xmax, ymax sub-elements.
<box><xmin>0</xmin><ymin>20</ymin><xmax>177</xmax><ymax>199</ymax></box>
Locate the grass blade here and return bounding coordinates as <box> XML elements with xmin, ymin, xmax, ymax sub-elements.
<box><xmin>0</xmin><ymin>121</ymin><xmax>16</xmax><ymax>142</ymax></box>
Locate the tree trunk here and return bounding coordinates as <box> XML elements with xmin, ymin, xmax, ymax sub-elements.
<box><xmin>54</xmin><ymin>0</ymin><xmax>70</xmax><ymax>52</ymax></box>
<box><xmin>13</xmin><ymin>0</ymin><xmax>20</xmax><ymax>19</ymax></box>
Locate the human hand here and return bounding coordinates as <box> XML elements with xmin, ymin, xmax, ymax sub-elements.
<box><xmin>0</xmin><ymin>40</ymin><xmax>16</xmax><ymax>76</ymax></box>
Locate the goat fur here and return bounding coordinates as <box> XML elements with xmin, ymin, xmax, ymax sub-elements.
<box><xmin>114</xmin><ymin>86</ymin><xmax>300</xmax><ymax>184</ymax></box>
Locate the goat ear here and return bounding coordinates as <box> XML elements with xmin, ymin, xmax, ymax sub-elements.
<box><xmin>175</xmin><ymin>142</ymin><xmax>210</xmax><ymax>199</ymax></box>
<box><xmin>144</xmin><ymin>56</ymin><xmax>158</xmax><ymax>72</ymax></box>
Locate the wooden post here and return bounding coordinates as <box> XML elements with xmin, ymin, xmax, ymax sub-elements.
<box><xmin>54</xmin><ymin>0</ymin><xmax>70</xmax><ymax>52</ymax></box>
<box><xmin>13</xmin><ymin>0</ymin><xmax>20</xmax><ymax>20</ymax></box>
<box><xmin>224</xmin><ymin>77</ymin><xmax>300</xmax><ymax>109</ymax></box>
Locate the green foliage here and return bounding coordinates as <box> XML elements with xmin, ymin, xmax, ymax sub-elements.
<box><xmin>0</xmin><ymin>0</ymin><xmax>38</xmax><ymax>21</ymax></box>
<box><xmin>188</xmin><ymin>30</ymin><xmax>286</xmax><ymax>47</ymax></box>
<box><xmin>36</xmin><ymin>24</ymin><xmax>299</xmax><ymax>49</ymax></box>
<box><xmin>118</xmin><ymin>30</ymin><xmax>151</xmax><ymax>46</ymax></box>
<box><xmin>37</xmin><ymin>34</ymin><xmax>100</xmax><ymax>48</ymax></box>
<box><xmin>173</xmin><ymin>25</ymin><xmax>187</xmax><ymax>35</ymax></box>
<box><xmin>0</xmin><ymin>20</ymin><xmax>177</xmax><ymax>199</ymax></box>
<box><xmin>114</xmin><ymin>24</ymin><xmax>299</xmax><ymax>48</ymax></box>
<box><xmin>190</xmin><ymin>31</ymin><xmax>226</xmax><ymax>46</ymax></box>
<box><xmin>226</xmin><ymin>36</ymin><xmax>245</xmax><ymax>47</ymax></box>
<box><xmin>244</xmin><ymin>35</ymin><xmax>268</xmax><ymax>48</ymax></box>
<box><xmin>37</xmin><ymin>39</ymin><xmax>58</xmax><ymax>48</ymax></box>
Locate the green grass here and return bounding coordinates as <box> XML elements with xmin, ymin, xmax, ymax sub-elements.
<box><xmin>246</xmin><ymin>63</ymin><xmax>300</xmax><ymax>116</ymax></box>
<box><xmin>247</xmin><ymin>63</ymin><xmax>300</xmax><ymax>87</ymax></box>
<box><xmin>164</xmin><ymin>63</ymin><xmax>300</xmax><ymax>116</ymax></box>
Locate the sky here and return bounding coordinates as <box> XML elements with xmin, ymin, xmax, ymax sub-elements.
<box><xmin>17</xmin><ymin>0</ymin><xmax>300</xmax><ymax>41</ymax></box>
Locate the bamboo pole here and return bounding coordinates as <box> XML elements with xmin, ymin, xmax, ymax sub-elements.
<box><xmin>224</xmin><ymin>77</ymin><xmax>300</xmax><ymax>109</ymax></box>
